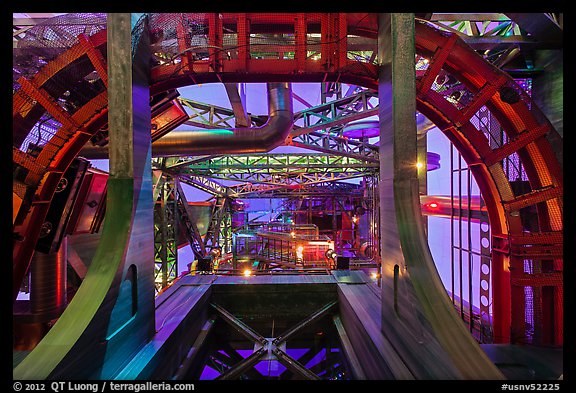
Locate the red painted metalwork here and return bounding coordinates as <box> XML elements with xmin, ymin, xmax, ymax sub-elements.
<box><xmin>12</xmin><ymin>14</ymin><xmax>562</xmax><ymax>346</ymax></box>
<box><xmin>150</xmin><ymin>99</ymin><xmax>189</xmax><ymax>141</ymax></box>
<box><xmin>78</xmin><ymin>34</ymin><xmax>109</xmax><ymax>88</ymax></box>
<box><xmin>12</xmin><ymin>28</ymin><xmax>109</xmax><ymax>303</ymax></box>
<box><xmin>417</xmin><ymin>33</ymin><xmax>458</xmax><ymax>95</ymax></box>
<box><xmin>411</xmin><ymin>21</ymin><xmax>562</xmax><ymax>345</ymax></box>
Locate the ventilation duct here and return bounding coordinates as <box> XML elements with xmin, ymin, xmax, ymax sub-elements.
<box><xmin>80</xmin><ymin>83</ymin><xmax>293</xmax><ymax>158</ymax></box>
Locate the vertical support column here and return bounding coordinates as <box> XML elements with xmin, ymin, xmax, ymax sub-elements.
<box><xmin>479</xmin><ymin>196</ymin><xmax>492</xmax><ymax>343</ymax></box>
<box><xmin>479</xmin><ymin>105</ymin><xmax>509</xmax><ymax>343</ymax></box>
<box><xmin>209</xmin><ymin>13</ymin><xmax>223</xmax><ymax>72</ymax></box>
<box><xmin>321</xmin><ymin>13</ymin><xmax>331</xmax><ymax>68</ymax></box>
<box><xmin>378</xmin><ymin>12</ymin><xmax>403</xmax><ymax>311</ymax></box>
<box><xmin>336</xmin><ymin>13</ymin><xmax>347</xmax><ymax>69</ymax></box>
<box><xmin>220</xmin><ymin>201</ymin><xmax>232</xmax><ymax>254</ymax></box>
<box><xmin>14</xmin><ymin>13</ymin><xmax>156</xmax><ymax>380</ymax></box>
<box><xmin>295</xmin><ymin>14</ymin><xmax>307</xmax><ymax>72</ymax></box>
<box><xmin>237</xmin><ymin>13</ymin><xmax>248</xmax><ymax>71</ymax></box>
<box><xmin>98</xmin><ymin>12</ymin><xmax>156</xmax><ymax>376</ymax></box>
<box><xmin>332</xmin><ymin>197</ymin><xmax>338</xmax><ymax>246</ymax></box>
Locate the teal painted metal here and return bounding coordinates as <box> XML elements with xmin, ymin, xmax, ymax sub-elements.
<box><xmin>177</xmin><ymin>153</ymin><xmax>377</xmax><ymax>171</ymax></box>
<box><xmin>173</xmin><ymin>153</ymin><xmax>377</xmax><ymax>187</ymax></box>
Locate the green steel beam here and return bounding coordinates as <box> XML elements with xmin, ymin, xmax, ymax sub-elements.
<box><xmin>176</xmin><ymin>88</ymin><xmax>379</xmax><ymax>159</ymax></box>
<box><xmin>195</xmin><ymin>171</ymin><xmax>371</xmax><ymax>187</ymax></box>
<box><xmin>291</xmin><ymin>89</ymin><xmax>378</xmax><ymax>137</ymax></box>
<box><xmin>154</xmin><ymin>175</ymin><xmax>178</xmax><ymax>293</ymax></box>
<box><xmin>178</xmin><ymin>97</ymin><xmax>266</xmax><ymax>129</ymax></box>
<box><xmin>177</xmin><ymin>173</ymin><xmax>228</xmax><ymax>197</ymax></box>
<box><xmin>176</xmin><ymin>153</ymin><xmax>378</xmax><ymax>173</ymax></box>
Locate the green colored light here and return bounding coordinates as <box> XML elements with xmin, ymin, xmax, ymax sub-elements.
<box><xmin>207</xmin><ymin>129</ymin><xmax>234</xmax><ymax>135</ymax></box>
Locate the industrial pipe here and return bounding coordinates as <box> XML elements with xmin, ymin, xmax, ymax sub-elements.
<box><xmin>79</xmin><ymin>83</ymin><xmax>294</xmax><ymax>158</ymax></box>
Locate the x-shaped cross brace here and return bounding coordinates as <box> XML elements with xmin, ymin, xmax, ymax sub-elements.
<box><xmin>210</xmin><ymin>301</ymin><xmax>338</xmax><ymax>380</ymax></box>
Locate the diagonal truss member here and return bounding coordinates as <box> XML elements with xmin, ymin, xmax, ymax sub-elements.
<box><xmin>209</xmin><ymin>301</ymin><xmax>338</xmax><ymax>380</ymax></box>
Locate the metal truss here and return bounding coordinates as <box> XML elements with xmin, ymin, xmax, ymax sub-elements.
<box><xmin>178</xmin><ymin>97</ymin><xmax>266</xmax><ymax>129</ymax></box>
<box><xmin>423</xmin><ymin>13</ymin><xmax>560</xmax><ymax>48</ymax></box>
<box><xmin>229</xmin><ymin>181</ymin><xmax>362</xmax><ymax>199</ymax></box>
<box><xmin>204</xmin><ymin>196</ymin><xmax>232</xmax><ymax>253</ymax></box>
<box><xmin>153</xmin><ymin>173</ymin><xmax>178</xmax><ymax>294</ymax></box>
<box><xmin>171</xmin><ymin>173</ymin><xmax>365</xmax><ymax>200</ymax></box>
<box><xmin>426</xmin><ymin>14</ymin><xmax>523</xmax><ymax>41</ymax></box>
<box><xmin>419</xmin><ymin>13</ymin><xmax>562</xmax><ymax>72</ymax></box>
<box><xmin>187</xmin><ymin>170</ymin><xmax>370</xmax><ymax>188</ymax></box>
<box><xmin>168</xmin><ymin>154</ymin><xmax>375</xmax><ymax>201</ymax></box>
<box><xmin>176</xmin><ymin>154</ymin><xmax>377</xmax><ymax>180</ymax></box>
<box><xmin>290</xmin><ymin>88</ymin><xmax>378</xmax><ymax>137</ymax></box>
<box><xmin>154</xmin><ymin>157</ymin><xmax>234</xmax><ymax>256</ymax></box>
<box><xmin>175</xmin><ymin>181</ymin><xmax>206</xmax><ymax>259</ymax></box>
<box><xmin>209</xmin><ymin>302</ymin><xmax>338</xmax><ymax>380</ymax></box>
<box><xmin>175</xmin><ymin>87</ymin><xmax>380</xmax><ymax>160</ymax></box>
<box><xmin>288</xmin><ymin>131</ymin><xmax>379</xmax><ymax>163</ymax></box>
<box><xmin>177</xmin><ymin>173</ymin><xmax>228</xmax><ymax>197</ymax></box>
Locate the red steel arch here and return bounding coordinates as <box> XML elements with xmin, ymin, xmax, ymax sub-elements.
<box><xmin>12</xmin><ymin>14</ymin><xmax>562</xmax><ymax>345</ymax></box>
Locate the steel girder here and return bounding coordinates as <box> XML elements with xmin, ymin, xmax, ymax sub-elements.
<box><xmin>204</xmin><ymin>196</ymin><xmax>232</xmax><ymax>253</ymax></box>
<box><xmin>193</xmin><ymin>171</ymin><xmax>369</xmax><ymax>188</ymax></box>
<box><xmin>173</xmin><ymin>153</ymin><xmax>377</xmax><ymax>186</ymax></box>
<box><xmin>418</xmin><ymin>13</ymin><xmax>562</xmax><ymax>55</ymax></box>
<box><xmin>288</xmin><ymin>131</ymin><xmax>379</xmax><ymax>163</ymax></box>
<box><xmin>208</xmin><ymin>302</ymin><xmax>337</xmax><ymax>380</ymax></box>
<box><xmin>12</xmin><ymin>13</ymin><xmax>563</xmax><ymax>350</ymax></box>
<box><xmin>167</xmin><ymin>153</ymin><xmax>375</xmax><ymax>202</ymax></box>
<box><xmin>174</xmin><ymin>175</ymin><xmax>364</xmax><ymax>200</ymax></box>
<box><xmin>290</xmin><ymin>88</ymin><xmax>378</xmax><ymax>137</ymax></box>
<box><xmin>175</xmin><ymin>153</ymin><xmax>377</xmax><ymax>171</ymax></box>
<box><xmin>177</xmin><ymin>173</ymin><xmax>228</xmax><ymax>197</ymax></box>
<box><xmin>154</xmin><ymin>174</ymin><xmax>178</xmax><ymax>292</ymax></box>
<box><xmin>230</xmin><ymin>182</ymin><xmax>362</xmax><ymax>199</ymax></box>
<box><xmin>178</xmin><ymin>97</ymin><xmax>267</xmax><ymax>130</ymax></box>
<box><xmin>176</xmin><ymin>87</ymin><xmax>380</xmax><ymax>161</ymax></box>
<box><xmin>175</xmin><ymin>181</ymin><xmax>206</xmax><ymax>259</ymax></box>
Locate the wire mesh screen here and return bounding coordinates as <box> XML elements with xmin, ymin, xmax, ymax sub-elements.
<box><xmin>11</xmin><ymin>12</ymin><xmax>562</xmax><ymax>347</ymax></box>
<box><xmin>13</xmin><ymin>13</ymin><xmax>107</xmax><ymax>152</ymax></box>
<box><xmin>13</xmin><ymin>13</ymin><xmax>107</xmax><ymax>85</ymax></box>
<box><xmin>13</xmin><ymin>12</ymin><xmax>108</xmax><ymax>208</ymax></box>
<box><xmin>147</xmin><ymin>13</ymin><xmax>379</xmax><ymax>84</ymax></box>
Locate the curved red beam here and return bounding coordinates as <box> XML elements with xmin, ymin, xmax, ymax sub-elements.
<box><xmin>13</xmin><ymin>14</ymin><xmax>562</xmax><ymax>345</ymax></box>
